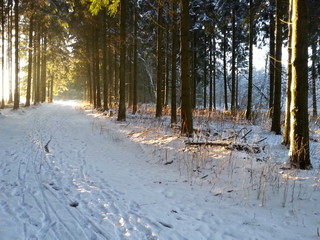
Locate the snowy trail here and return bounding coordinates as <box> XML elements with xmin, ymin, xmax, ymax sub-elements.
<box><xmin>0</xmin><ymin>104</ymin><xmax>159</xmax><ymax>240</ymax></box>
<box><xmin>1</xmin><ymin>102</ymin><xmax>319</xmax><ymax>240</ymax></box>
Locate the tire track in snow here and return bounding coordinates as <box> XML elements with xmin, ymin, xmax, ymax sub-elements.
<box><xmin>28</xmin><ymin>109</ymin><xmax>93</xmax><ymax>240</ymax></box>
<box><xmin>1</xmin><ymin>104</ymin><xmax>160</xmax><ymax>240</ymax></box>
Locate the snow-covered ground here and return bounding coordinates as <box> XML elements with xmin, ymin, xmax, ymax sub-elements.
<box><xmin>0</xmin><ymin>102</ymin><xmax>319</xmax><ymax>240</ymax></box>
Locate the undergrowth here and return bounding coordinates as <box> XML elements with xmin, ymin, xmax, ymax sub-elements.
<box><xmin>80</xmin><ymin>103</ymin><xmax>320</xmax><ymax>208</ymax></box>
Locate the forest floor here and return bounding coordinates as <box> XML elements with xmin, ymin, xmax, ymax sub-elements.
<box><xmin>0</xmin><ymin>101</ymin><xmax>320</xmax><ymax>240</ymax></box>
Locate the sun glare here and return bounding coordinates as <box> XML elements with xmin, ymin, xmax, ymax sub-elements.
<box><xmin>0</xmin><ymin>68</ymin><xmax>13</xmax><ymax>101</ymax></box>
<box><xmin>54</xmin><ymin>100</ymin><xmax>80</xmax><ymax>107</ymax></box>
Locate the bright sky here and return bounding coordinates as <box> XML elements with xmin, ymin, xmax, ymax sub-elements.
<box><xmin>253</xmin><ymin>45</ymin><xmax>289</xmax><ymax>71</ymax></box>
<box><xmin>0</xmin><ymin>45</ymin><xmax>290</xmax><ymax>101</ymax></box>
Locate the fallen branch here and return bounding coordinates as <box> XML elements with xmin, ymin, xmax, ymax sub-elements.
<box><xmin>185</xmin><ymin>141</ymin><xmax>264</xmax><ymax>154</ymax></box>
<box><xmin>253</xmin><ymin>137</ymin><xmax>267</xmax><ymax>144</ymax></box>
<box><xmin>164</xmin><ymin>160</ymin><xmax>173</xmax><ymax>165</ymax></box>
<box><xmin>241</xmin><ymin>129</ymin><xmax>252</xmax><ymax>139</ymax></box>
<box><xmin>229</xmin><ymin>143</ymin><xmax>263</xmax><ymax>154</ymax></box>
<box><xmin>185</xmin><ymin>141</ymin><xmax>230</xmax><ymax>147</ymax></box>
<box><xmin>44</xmin><ymin>139</ymin><xmax>51</xmax><ymax>153</ymax></box>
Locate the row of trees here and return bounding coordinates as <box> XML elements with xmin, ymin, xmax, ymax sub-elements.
<box><xmin>0</xmin><ymin>0</ymin><xmax>74</xmax><ymax>109</ymax></box>
<box><xmin>0</xmin><ymin>0</ymin><xmax>319</xmax><ymax>169</ymax></box>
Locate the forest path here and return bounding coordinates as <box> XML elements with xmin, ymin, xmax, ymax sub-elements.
<box><xmin>0</xmin><ymin>102</ymin><xmax>166</xmax><ymax>240</ymax></box>
<box><xmin>1</xmin><ymin>102</ymin><xmax>319</xmax><ymax>240</ymax></box>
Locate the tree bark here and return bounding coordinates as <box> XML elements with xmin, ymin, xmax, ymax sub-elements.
<box><xmin>25</xmin><ymin>13</ymin><xmax>34</xmax><ymax>107</ymax></box>
<box><xmin>283</xmin><ymin>0</ymin><xmax>293</xmax><ymax>145</ymax></box>
<box><xmin>269</xmin><ymin>0</ymin><xmax>275</xmax><ymax>112</ymax></box>
<box><xmin>32</xmin><ymin>23</ymin><xmax>37</xmax><ymax>103</ymax></box>
<box><xmin>156</xmin><ymin>4</ymin><xmax>164</xmax><ymax>117</ymax></box>
<box><xmin>1</xmin><ymin>0</ymin><xmax>5</xmax><ymax>109</ymax></box>
<box><xmin>209</xmin><ymin>36</ymin><xmax>213</xmax><ymax>111</ymax></box>
<box><xmin>7</xmin><ymin>0</ymin><xmax>13</xmax><ymax>104</ymax></box>
<box><xmin>102</xmin><ymin>9</ymin><xmax>108</xmax><ymax>111</ymax></box>
<box><xmin>13</xmin><ymin>0</ymin><xmax>19</xmax><ymax>110</ymax></box>
<box><xmin>271</xmin><ymin>0</ymin><xmax>283</xmax><ymax>134</ymax></box>
<box><xmin>180</xmin><ymin>0</ymin><xmax>193</xmax><ymax>136</ymax></box>
<box><xmin>41</xmin><ymin>33</ymin><xmax>47</xmax><ymax>102</ymax></box>
<box><xmin>231</xmin><ymin>6</ymin><xmax>236</xmax><ymax>114</ymax></box>
<box><xmin>203</xmin><ymin>33</ymin><xmax>207</xmax><ymax>109</ymax></box>
<box><xmin>132</xmin><ymin>1</ymin><xmax>138</xmax><ymax>114</ymax></box>
<box><xmin>213</xmin><ymin>32</ymin><xmax>216</xmax><ymax>109</ymax></box>
<box><xmin>34</xmin><ymin>23</ymin><xmax>41</xmax><ymax>105</ymax></box>
<box><xmin>117</xmin><ymin>0</ymin><xmax>127</xmax><ymax>121</ymax></box>
<box><xmin>94</xmin><ymin>20</ymin><xmax>101</xmax><ymax>109</ymax></box>
<box><xmin>165</xmin><ymin>24</ymin><xmax>170</xmax><ymax>107</ymax></box>
<box><xmin>192</xmin><ymin>28</ymin><xmax>197</xmax><ymax>109</ymax></box>
<box><xmin>246</xmin><ymin>0</ymin><xmax>253</xmax><ymax>120</ymax></box>
<box><xmin>311</xmin><ymin>40</ymin><xmax>317</xmax><ymax>118</ymax></box>
<box><xmin>289</xmin><ymin>0</ymin><xmax>312</xmax><ymax>169</ymax></box>
<box><xmin>223</xmin><ymin>25</ymin><xmax>228</xmax><ymax>111</ymax></box>
<box><xmin>50</xmin><ymin>73</ymin><xmax>53</xmax><ymax>103</ymax></box>
<box><xmin>86</xmin><ymin>37</ymin><xmax>93</xmax><ymax>104</ymax></box>
<box><xmin>171</xmin><ymin>1</ymin><xmax>177</xmax><ymax>124</ymax></box>
<box><xmin>91</xmin><ymin>29</ymin><xmax>97</xmax><ymax>108</ymax></box>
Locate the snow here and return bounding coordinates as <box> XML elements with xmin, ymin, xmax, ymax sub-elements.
<box><xmin>0</xmin><ymin>102</ymin><xmax>319</xmax><ymax>240</ymax></box>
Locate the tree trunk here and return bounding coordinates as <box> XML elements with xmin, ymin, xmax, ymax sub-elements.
<box><xmin>117</xmin><ymin>0</ymin><xmax>126</xmax><ymax>121</ymax></box>
<box><xmin>102</xmin><ymin>9</ymin><xmax>108</xmax><ymax>111</ymax></box>
<box><xmin>213</xmin><ymin>32</ymin><xmax>216</xmax><ymax>109</ymax></box>
<box><xmin>32</xmin><ymin>23</ymin><xmax>37</xmax><ymax>103</ymax></box>
<box><xmin>7</xmin><ymin>0</ymin><xmax>13</xmax><ymax>104</ymax></box>
<box><xmin>180</xmin><ymin>0</ymin><xmax>193</xmax><ymax>136</ymax></box>
<box><xmin>192</xmin><ymin>28</ymin><xmax>197</xmax><ymax>109</ymax></box>
<box><xmin>91</xmin><ymin>30</ymin><xmax>97</xmax><ymax>108</ymax></box>
<box><xmin>165</xmin><ymin>25</ymin><xmax>170</xmax><ymax>107</ymax></box>
<box><xmin>13</xmin><ymin>0</ymin><xmax>19</xmax><ymax>110</ymax></box>
<box><xmin>269</xmin><ymin>0</ymin><xmax>275</xmax><ymax>112</ymax></box>
<box><xmin>94</xmin><ymin>21</ymin><xmax>101</xmax><ymax>109</ymax></box>
<box><xmin>289</xmin><ymin>0</ymin><xmax>312</xmax><ymax>169</ymax></box>
<box><xmin>203</xmin><ymin>33</ymin><xmax>207</xmax><ymax>109</ymax></box>
<box><xmin>246</xmin><ymin>0</ymin><xmax>253</xmax><ymax>120</ymax></box>
<box><xmin>283</xmin><ymin>0</ymin><xmax>292</xmax><ymax>145</ymax></box>
<box><xmin>271</xmin><ymin>0</ymin><xmax>283</xmax><ymax>134</ymax></box>
<box><xmin>209</xmin><ymin>36</ymin><xmax>213</xmax><ymax>111</ymax></box>
<box><xmin>311</xmin><ymin>40</ymin><xmax>317</xmax><ymax>118</ymax></box>
<box><xmin>86</xmin><ymin>37</ymin><xmax>93</xmax><ymax>104</ymax></box>
<box><xmin>128</xmin><ymin>41</ymin><xmax>133</xmax><ymax>108</ymax></box>
<box><xmin>50</xmin><ymin>73</ymin><xmax>53</xmax><ymax>103</ymax></box>
<box><xmin>41</xmin><ymin>33</ymin><xmax>47</xmax><ymax>102</ymax></box>
<box><xmin>132</xmin><ymin>1</ymin><xmax>138</xmax><ymax>114</ymax></box>
<box><xmin>108</xmin><ymin>31</ymin><xmax>113</xmax><ymax>106</ymax></box>
<box><xmin>223</xmin><ymin>25</ymin><xmax>228</xmax><ymax>111</ymax></box>
<box><xmin>236</xmin><ymin>69</ymin><xmax>239</xmax><ymax>108</ymax></box>
<box><xmin>156</xmin><ymin>4</ymin><xmax>164</xmax><ymax>117</ymax></box>
<box><xmin>25</xmin><ymin>13</ymin><xmax>34</xmax><ymax>107</ymax></box>
<box><xmin>231</xmin><ymin>6</ymin><xmax>236</xmax><ymax>114</ymax></box>
<box><xmin>171</xmin><ymin>1</ymin><xmax>177</xmax><ymax>124</ymax></box>
<box><xmin>1</xmin><ymin>0</ymin><xmax>5</xmax><ymax>109</ymax></box>
<box><xmin>114</xmin><ymin>44</ymin><xmax>119</xmax><ymax>104</ymax></box>
<box><xmin>34</xmin><ymin>24</ymin><xmax>41</xmax><ymax>105</ymax></box>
